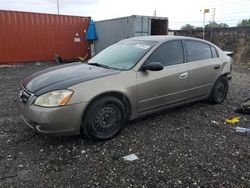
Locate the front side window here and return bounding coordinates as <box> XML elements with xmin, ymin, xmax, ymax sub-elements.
<box><xmin>185</xmin><ymin>40</ymin><xmax>212</xmax><ymax>62</ymax></box>
<box><xmin>88</xmin><ymin>40</ymin><xmax>156</xmax><ymax>70</ymax></box>
<box><xmin>145</xmin><ymin>40</ymin><xmax>184</xmax><ymax>66</ymax></box>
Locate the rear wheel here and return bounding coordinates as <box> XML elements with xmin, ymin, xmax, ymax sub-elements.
<box><xmin>81</xmin><ymin>96</ymin><xmax>126</xmax><ymax>141</ymax></box>
<box><xmin>208</xmin><ymin>76</ymin><xmax>229</xmax><ymax>104</ymax></box>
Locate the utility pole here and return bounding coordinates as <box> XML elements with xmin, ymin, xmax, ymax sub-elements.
<box><xmin>211</xmin><ymin>8</ymin><xmax>216</xmax><ymax>24</ymax></box>
<box><xmin>202</xmin><ymin>9</ymin><xmax>209</xmax><ymax>40</ymax></box>
<box><xmin>57</xmin><ymin>0</ymin><xmax>60</xmax><ymax>15</ymax></box>
<box><xmin>203</xmin><ymin>12</ymin><xmax>205</xmax><ymax>39</ymax></box>
<box><xmin>210</xmin><ymin>8</ymin><xmax>216</xmax><ymax>41</ymax></box>
<box><xmin>153</xmin><ymin>9</ymin><xmax>157</xmax><ymax>17</ymax></box>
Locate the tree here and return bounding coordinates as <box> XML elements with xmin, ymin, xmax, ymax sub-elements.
<box><xmin>237</xmin><ymin>19</ymin><xmax>250</xmax><ymax>26</ymax></box>
<box><xmin>180</xmin><ymin>24</ymin><xmax>195</xmax><ymax>30</ymax></box>
<box><xmin>205</xmin><ymin>21</ymin><xmax>228</xmax><ymax>29</ymax></box>
<box><xmin>180</xmin><ymin>21</ymin><xmax>229</xmax><ymax>30</ymax></box>
<box><xmin>218</xmin><ymin>23</ymin><xmax>229</xmax><ymax>28</ymax></box>
<box><xmin>205</xmin><ymin>21</ymin><xmax>218</xmax><ymax>28</ymax></box>
<box><xmin>194</xmin><ymin>27</ymin><xmax>203</xmax><ymax>30</ymax></box>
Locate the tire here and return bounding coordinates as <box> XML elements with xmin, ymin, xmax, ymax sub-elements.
<box><xmin>81</xmin><ymin>96</ymin><xmax>126</xmax><ymax>141</ymax></box>
<box><xmin>208</xmin><ymin>76</ymin><xmax>229</xmax><ymax>104</ymax></box>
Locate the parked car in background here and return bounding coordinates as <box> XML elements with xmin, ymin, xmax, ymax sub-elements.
<box><xmin>18</xmin><ymin>36</ymin><xmax>233</xmax><ymax>140</ymax></box>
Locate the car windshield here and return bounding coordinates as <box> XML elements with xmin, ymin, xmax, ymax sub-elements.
<box><xmin>88</xmin><ymin>40</ymin><xmax>156</xmax><ymax>70</ymax></box>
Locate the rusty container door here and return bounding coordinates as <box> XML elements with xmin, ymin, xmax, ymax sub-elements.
<box><xmin>0</xmin><ymin>10</ymin><xmax>91</xmax><ymax>64</ymax></box>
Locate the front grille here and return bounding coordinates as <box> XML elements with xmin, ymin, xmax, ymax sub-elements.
<box><xmin>19</xmin><ymin>88</ymin><xmax>32</xmax><ymax>104</ymax></box>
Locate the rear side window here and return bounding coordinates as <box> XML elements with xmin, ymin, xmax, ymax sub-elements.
<box><xmin>185</xmin><ymin>40</ymin><xmax>212</xmax><ymax>62</ymax></box>
<box><xmin>145</xmin><ymin>40</ymin><xmax>184</xmax><ymax>66</ymax></box>
<box><xmin>211</xmin><ymin>46</ymin><xmax>219</xmax><ymax>58</ymax></box>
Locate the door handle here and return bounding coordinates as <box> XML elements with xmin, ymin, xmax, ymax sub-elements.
<box><xmin>214</xmin><ymin>64</ymin><xmax>221</xmax><ymax>69</ymax></box>
<box><xmin>179</xmin><ymin>72</ymin><xmax>188</xmax><ymax>79</ymax></box>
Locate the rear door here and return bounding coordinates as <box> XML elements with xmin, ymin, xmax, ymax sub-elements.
<box><xmin>137</xmin><ymin>40</ymin><xmax>188</xmax><ymax>113</ymax></box>
<box><xmin>184</xmin><ymin>40</ymin><xmax>222</xmax><ymax>100</ymax></box>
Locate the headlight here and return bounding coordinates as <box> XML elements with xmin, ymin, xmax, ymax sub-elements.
<box><xmin>34</xmin><ymin>90</ymin><xmax>73</xmax><ymax>107</ymax></box>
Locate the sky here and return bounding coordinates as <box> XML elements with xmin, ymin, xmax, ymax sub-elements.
<box><xmin>0</xmin><ymin>0</ymin><xmax>250</xmax><ymax>29</ymax></box>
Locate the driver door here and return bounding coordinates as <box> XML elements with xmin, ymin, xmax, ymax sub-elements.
<box><xmin>137</xmin><ymin>40</ymin><xmax>188</xmax><ymax>113</ymax></box>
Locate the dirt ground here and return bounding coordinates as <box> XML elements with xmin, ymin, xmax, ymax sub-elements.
<box><xmin>0</xmin><ymin>62</ymin><xmax>249</xmax><ymax>187</ymax></box>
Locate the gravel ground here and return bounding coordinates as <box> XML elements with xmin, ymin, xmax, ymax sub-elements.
<box><xmin>0</xmin><ymin>62</ymin><xmax>249</xmax><ymax>187</ymax></box>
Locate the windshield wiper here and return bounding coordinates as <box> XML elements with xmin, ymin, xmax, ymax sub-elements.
<box><xmin>88</xmin><ymin>62</ymin><xmax>111</xmax><ymax>69</ymax></box>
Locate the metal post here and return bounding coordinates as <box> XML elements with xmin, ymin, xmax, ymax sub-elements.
<box><xmin>203</xmin><ymin>11</ymin><xmax>205</xmax><ymax>40</ymax></box>
<box><xmin>154</xmin><ymin>9</ymin><xmax>157</xmax><ymax>17</ymax></box>
<box><xmin>57</xmin><ymin>0</ymin><xmax>60</xmax><ymax>15</ymax></box>
<box><xmin>210</xmin><ymin>8</ymin><xmax>216</xmax><ymax>42</ymax></box>
<box><xmin>212</xmin><ymin>8</ymin><xmax>216</xmax><ymax>24</ymax></box>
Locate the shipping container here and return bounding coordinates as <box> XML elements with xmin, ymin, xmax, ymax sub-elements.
<box><xmin>94</xmin><ymin>15</ymin><xmax>168</xmax><ymax>53</ymax></box>
<box><xmin>0</xmin><ymin>10</ymin><xmax>91</xmax><ymax>64</ymax></box>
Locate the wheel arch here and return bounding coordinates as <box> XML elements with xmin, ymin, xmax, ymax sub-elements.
<box><xmin>81</xmin><ymin>91</ymin><xmax>132</xmax><ymax>121</ymax></box>
<box><xmin>221</xmin><ymin>72</ymin><xmax>232</xmax><ymax>80</ymax></box>
<box><xmin>212</xmin><ymin>72</ymin><xmax>231</xmax><ymax>86</ymax></box>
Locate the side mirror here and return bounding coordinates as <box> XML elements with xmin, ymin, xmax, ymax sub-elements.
<box><xmin>142</xmin><ymin>62</ymin><xmax>164</xmax><ymax>71</ymax></box>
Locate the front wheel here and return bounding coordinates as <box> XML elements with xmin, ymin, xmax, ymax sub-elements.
<box><xmin>208</xmin><ymin>76</ymin><xmax>229</xmax><ymax>104</ymax></box>
<box><xmin>81</xmin><ymin>96</ymin><xmax>126</xmax><ymax>141</ymax></box>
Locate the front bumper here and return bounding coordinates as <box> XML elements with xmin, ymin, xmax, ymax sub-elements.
<box><xmin>17</xmin><ymin>99</ymin><xmax>87</xmax><ymax>136</ymax></box>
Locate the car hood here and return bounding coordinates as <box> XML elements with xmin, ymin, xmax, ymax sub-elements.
<box><xmin>23</xmin><ymin>62</ymin><xmax>121</xmax><ymax>95</ymax></box>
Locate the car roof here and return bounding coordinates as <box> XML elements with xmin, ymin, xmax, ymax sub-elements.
<box><xmin>125</xmin><ymin>35</ymin><xmax>208</xmax><ymax>43</ymax></box>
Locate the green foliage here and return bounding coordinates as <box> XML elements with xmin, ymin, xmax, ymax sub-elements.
<box><xmin>194</xmin><ymin>27</ymin><xmax>203</xmax><ymax>30</ymax></box>
<box><xmin>205</xmin><ymin>21</ymin><xmax>229</xmax><ymax>29</ymax></box>
<box><xmin>180</xmin><ymin>24</ymin><xmax>195</xmax><ymax>30</ymax></box>
<box><xmin>237</xmin><ymin>19</ymin><xmax>250</xmax><ymax>26</ymax></box>
<box><xmin>180</xmin><ymin>21</ymin><xmax>229</xmax><ymax>30</ymax></box>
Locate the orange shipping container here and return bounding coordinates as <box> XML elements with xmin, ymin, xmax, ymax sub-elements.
<box><xmin>0</xmin><ymin>10</ymin><xmax>91</xmax><ymax>64</ymax></box>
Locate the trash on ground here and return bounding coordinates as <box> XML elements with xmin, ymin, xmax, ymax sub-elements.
<box><xmin>226</xmin><ymin>116</ymin><xmax>240</xmax><ymax>124</ymax></box>
<box><xmin>211</xmin><ymin>120</ymin><xmax>219</xmax><ymax>125</ymax></box>
<box><xmin>6</xmin><ymin>155</ymin><xmax>12</xmax><ymax>160</ymax></box>
<box><xmin>123</xmin><ymin>154</ymin><xmax>138</xmax><ymax>161</ymax></box>
<box><xmin>236</xmin><ymin>98</ymin><xmax>250</xmax><ymax>115</ymax></box>
<box><xmin>235</xmin><ymin>127</ymin><xmax>250</xmax><ymax>134</ymax></box>
<box><xmin>177</xmin><ymin>180</ymin><xmax>182</xmax><ymax>184</ymax></box>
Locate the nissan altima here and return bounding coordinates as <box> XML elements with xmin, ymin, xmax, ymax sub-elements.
<box><xmin>18</xmin><ymin>36</ymin><xmax>232</xmax><ymax>140</ymax></box>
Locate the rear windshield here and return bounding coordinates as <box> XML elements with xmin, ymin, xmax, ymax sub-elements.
<box><xmin>88</xmin><ymin>40</ymin><xmax>156</xmax><ymax>70</ymax></box>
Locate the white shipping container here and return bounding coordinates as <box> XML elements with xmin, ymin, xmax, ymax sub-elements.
<box><xmin>94</xmin><ymin>15</ymin><xmax>168</xmax><ymax>53</ymax></box>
